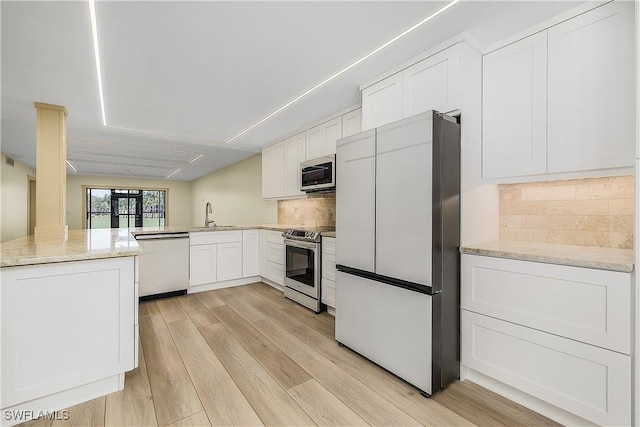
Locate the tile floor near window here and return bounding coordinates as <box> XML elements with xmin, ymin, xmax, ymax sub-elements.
<box><xmin>22</xmin><ymin>283</ymin><xmax>560</xmax><ymax>427</ymax></box>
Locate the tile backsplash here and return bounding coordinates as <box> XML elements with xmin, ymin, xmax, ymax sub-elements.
<box><xmin>499</xmin><ymin>176</ymin><xmax>634</xmax><ymax>249</ymax></box>
<box><xmin>278</xmin><ymin>193</ymin><xmax>336</xmax><ymax>227</ymax></box>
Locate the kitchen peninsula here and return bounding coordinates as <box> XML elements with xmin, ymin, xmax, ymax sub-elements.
<box><xmin>0</xmin><ymin>229</ymin><xmax>141</xmax><ymax>425</ymax></box>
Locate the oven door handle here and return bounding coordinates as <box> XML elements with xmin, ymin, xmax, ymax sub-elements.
<box><xmin>283</xmin><ymin>239</ymin><xmax>318</xmax><ymax>250</ymax></box>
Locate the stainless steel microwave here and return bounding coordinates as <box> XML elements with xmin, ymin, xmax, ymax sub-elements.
<box><xmin>300</xmin><ymin>155</ymin><xmax>335</xmax><ymax>192</ymax></box>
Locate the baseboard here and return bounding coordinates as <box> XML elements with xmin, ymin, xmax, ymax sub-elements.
<box><xmin>187</xmin><ymin>277</ymin><xmax>261</xmax><ymax>293</ymax></box>
<box><xmin>463</xmin><ymin>367</ymin><xmax>597</xmax><ymax>427</ymax></box>
<box><xmin>259</xmin><ymin>278</ymin><xmax>284</xmax><ymax>292</ymax></box>
<box><xmin>327</xmin><ymin>306</ymin><xmax>335</xmax><ymax>316</ymax></box>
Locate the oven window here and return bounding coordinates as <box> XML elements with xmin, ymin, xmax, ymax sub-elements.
<box><xmin>286</xmin><ymin>246</ymin><xmax>315</xmax><ymax>287</ymax></box>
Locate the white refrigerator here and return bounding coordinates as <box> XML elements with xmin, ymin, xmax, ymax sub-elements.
<box><xmin>335</xmin><ymin>111</ymin><xmax>461</xmax><ymax>396</ymax></box>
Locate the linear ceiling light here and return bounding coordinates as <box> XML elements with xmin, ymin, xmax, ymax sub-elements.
<box><xmin>189</xmin><ymin>154</ymin><xmax>204</xmax><ymax>163</ymax></box>
<box><xmin>224</xmin><ymin>0</ymin><xmax>461</xmax><ymax>144</ymax></box>
<box><xmin>66</xmin><ymin>160</ymin><xmax>79</xmax><ymax>173</ymax></box>
<box><xmin>166</xmin><ymin>168</ymin><xmax>181</xmax><ymax>179</ymax></box>
<box><xmin>89</xmin><ymin>0</ymin><xmax>107</xmax><ymax>126</ymax></box>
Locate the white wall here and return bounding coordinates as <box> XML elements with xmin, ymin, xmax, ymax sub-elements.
<box><xmin>0</xmin><ymin>153</ymin><xmax>35</xmax><ymax>242</ymax></box>
<box><xmin>191</xmin><ymin>154</ymin><xmax>277</xmax><ymax>226</ymax></box>
<box><xmin>66</xmin><ymin>175</ymin><xmax>192</xmax><ymax>229</ymax></box>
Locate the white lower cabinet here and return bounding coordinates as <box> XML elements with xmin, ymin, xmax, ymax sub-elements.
<box><xmin>242</xmin><ymin>230</ymin><xmax>260</xmax><ymax>277</ymax></box>
<box><xmin>189</xmin><ymin>231</ymin><xmax>243</xmax><ymax>288</ymax></box>
<box><xmin>462</xmin><ymin>311</ymin><xmax>631</xmax><ymax>426</ymax></box>
<box><xmin>461</xmin><ymin>254</ymin><xmax>632</xmax><ymax>426</ymax></box>
<box><xmin>321</xmin><ymin>237</ymin><xmax>336</xmax><ymax>308</ymax></box>
<box><xmin>1</xmin><ymin>257</ymin><xmax>136</xmax><ymax>410</ymax></box>
<box><xmin>264</xmin><ymin>230</ymin><xmax>285</xmax><ymax>285</ymax></box>
<box><xmin>216</xmin><ymin>242</ymin><xmax>242</xmax><ymax>282</ymax></box>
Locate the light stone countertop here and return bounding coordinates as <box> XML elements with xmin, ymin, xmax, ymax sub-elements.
<box><xmin>1</xmin><ymin>228</ymin><xmax>142</xmax><ymax>268</ymax></box>
<box><xmin>2</xmin><ymin>224</ymin><xmax>336</xmax><ymax>268</ymax></box>
<box><xmin>460</xmin><ymin>240</ymin><xmax>634</xmax><ymax>273</ymax></box>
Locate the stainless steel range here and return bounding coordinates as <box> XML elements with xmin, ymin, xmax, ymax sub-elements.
<box><xmin>282</xmin><ymin>228</ymin><xmax>326</xmax><ymax>313</ymax></box>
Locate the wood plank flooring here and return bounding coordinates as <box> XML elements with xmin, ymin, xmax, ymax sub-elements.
<box><xmin>20</xmin><ymin>282</ymin><xmax>561</xmax><ymax>427</ymax></box>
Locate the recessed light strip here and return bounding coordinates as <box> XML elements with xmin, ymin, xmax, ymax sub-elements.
<box><xmin>224</xmin><ymin>0</ymin><xmax>461</xmax><ymax>144</ymax></box>
<box><xmin>189</xmin><ymin>154</ymin><xmax>204</xmax><ymax>164</ymax></box>
<box><xmin>88</xmin><ymin>0</ymin><xmax>107</xmax><ymax>126</ymax></box>
<box><xmin>166</xmin><ymin>168</ymin><xmax>181</xmax><ymax>179</ymax></box>
<box><xmin>66</xmin><ymin>160</ymin><xmax>79</xmax><ymax>173</ymax></box>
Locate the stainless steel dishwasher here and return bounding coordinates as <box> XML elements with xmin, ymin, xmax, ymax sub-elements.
<box><xmin>135</xmin><ymin>232</ymin><xmax>189</xmax><ymax>300</ymax></box>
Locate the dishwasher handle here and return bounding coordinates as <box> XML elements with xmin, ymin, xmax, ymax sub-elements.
<box><xmin>135</xmin><ymin>233</ymin><xmax>189</xmax><ymax>240</ymax></box>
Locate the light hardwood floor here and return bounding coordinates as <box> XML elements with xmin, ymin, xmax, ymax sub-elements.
<box><xmin>22</xmin><ymin>282</ymin><xmax>561</xmax><ymax>427</ymax></box>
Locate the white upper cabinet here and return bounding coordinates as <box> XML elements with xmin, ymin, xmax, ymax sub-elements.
<box><xmin>482</xmin><ymin>31</ymin><xmax>548</xmax><ymax>179</ymax></box>
<box><xmin>361</xmin><ymin>44</ymin><xmax>462</xmax><ymax>131</ymax></box>
<box><xmin>482</xmin><ymin>1</ymin><xmax>634</xmax><ymax>182</ymax></box>
<box><xmin>402</xmin><ymin>45</ymin><xmax>460</xmax><ymax>117</ymax></box>
<box><xmin>261</xmin><ymin>141</ymin><xmax>285</xmax><ymax>199</ymax></box>
<box><xmin>306</xmin><ymin>117</ymin><xmax>342</xmax><ymax>159</ymax></box>
<box><xmin>342</xmin><ymin>108</ymin><xmax>362</xmax><ymax>137</ymax></box>
<box><xmin>547</xmin><ymin>1</ymin><xmax>634</xmax><ymax>173</ymax></box>
<box><xmin>284</xmin><ymin>132</ymin><xmax>306</xmax><ymax>197</ymax></box>
<box><xmin>361</xmin><ymin>73</ymin><xmax>403</xmax><ymax>130</ymax></box>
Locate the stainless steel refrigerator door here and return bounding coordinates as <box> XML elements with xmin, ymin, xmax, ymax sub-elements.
<box><xmin>336</xmin><ymin>129</ymin><xmax>376</xmax><ymax>272</ymax></box>
<box><xmin>375</xmin><ymin>113</ymin><xmax>433</xmax><ymax>286</ymax></box>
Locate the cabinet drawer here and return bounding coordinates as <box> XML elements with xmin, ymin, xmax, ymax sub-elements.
<box><xmin>266</xmin><ymin>261</ymin><xmax>284</xmax><ymax>286</ymax></box>
<box><xmin>267</xmin><ymin>242</ymin><xmax>284</xmax><ymax>265</ymax></box>
<box><xmin>322</xmin><ymin>237</ymin><xmax>336</xmax><ymax>255</ymax></box>
<box><xmin>462</xmin><ymin>310</ymin><xmax>631</xmax><ymax>427</ymax></box>
<box><xmin>322</xmin><ymin>253</ymin><xmax>335</xmax><ymax>281</ymax></box>
<box><xmin>462</xmin><ymin>254</ymin><xmax>631</xmax><ymax>354</ymax></box>
<box><xmin>190</xmin><ymin>231</ymin><xmax>242</xmax><ymax>246</ymax></box>
<box><xmin>267</xmin><ymin>230</ymin><xmax>283</xmax><ymax>244</ymax></box>
<box><xmin>321</xmin><ymin>278</ymin><xmax>335</xmax><ymax>308</ymax></box>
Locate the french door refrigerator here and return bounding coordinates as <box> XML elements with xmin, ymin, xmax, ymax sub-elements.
<box><xmin>335</xmin><ymin>111</ymin><xmax>460</xmax><ymax>396</ymax></box>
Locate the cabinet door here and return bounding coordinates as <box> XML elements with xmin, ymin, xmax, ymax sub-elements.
<box><xmin>259</xmin><ymin>230</ymin><xmax>268</xmax><ymax>277</ymax></box>
<box><xmin>306</xmin><ymin>118</ymin><xmax>342</xmax><ymax>159</ymax></box>
<box><xmin>402</xmin><ymin>44</ymin><xmax>460</xmax><ymax>117</ymax></box>
<box><xmin>324</xmin><ymin>117</ymin><xmax>342</xmax><ymax>155</ymax></box>
<box><xmin>482</xmin><ymin>31</ymin><xmax>547</xmax><ymax>179</ymax></box>
<box><xmin>190</xmin><ymin>244</ymin><xmax>216</xmax><ymax>286</ymax></box>
<box><xmin>376</xmin><ymin>114</ymin><xmax>432</xmax><ymax>286</ymax></box>
<box><xmin>216</xmin><ymin>242</ymin><xmax>242</xmax><ymax>282</ymax></box>
<box><xmin>547</xmin><ymin>1</ymin><xmax>634</xmax><ymax>173</ymax></box>
<box><xmin>284</xmin><ymin>132</ymin><xmax>306</xmax><ymax>197</ymax></box>
<box><xmin>462</xmin><ymin>310</ymin><xmax>631</xmax><ymax>426</ymax></box>
<box><xmin>306</xmin><ymin>124</ymin><xmax>325</xmax><ymax>160</ymax></box>
<box><xmin>242</xmin><ymin>230</ymin><xmax>259</xmax><ymax>277</ymax></box>
<box><xmin>335</xmin><ymin>130</ymin><xmax>376</xmax><ymax>271</ymax></box>
<box><xmin>361</xmin><ymin>73</ymin><xmax>403</xmax><ymax>131</ymax></box>
<box><xmin>261</xmin><ymin>141</ymin><xmax>285</xmax><ymax>199</ymax></box>
<box><xmin>342</xmin><ymin>108</ymin><xmax>362</xmax><ymax>137</ymax></box>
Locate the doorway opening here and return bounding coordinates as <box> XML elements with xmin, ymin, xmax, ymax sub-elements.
<box><xmin>27</xmin><ymin>176</ymin><xmax>36</xmax><ymax>235</ymax></box>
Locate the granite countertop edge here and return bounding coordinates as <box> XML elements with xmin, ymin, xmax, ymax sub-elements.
<box><xmin>460</xmin><ymin>241</ymin><xmax>634</xmax><ymax>273</ymax></box>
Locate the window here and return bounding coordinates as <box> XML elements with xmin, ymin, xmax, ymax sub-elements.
<box><xmin>86</xmin><ymin>188</ymin><xmax>166</xmax><ymax>229</ymax></box>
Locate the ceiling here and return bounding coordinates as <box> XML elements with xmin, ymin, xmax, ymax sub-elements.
<box><xmin>1</xmin><ymin>1</ymin><xmax>588</xmax><ymax>181</ymax></box>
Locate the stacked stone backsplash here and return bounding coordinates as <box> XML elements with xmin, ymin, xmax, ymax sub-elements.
<box><xmin>499</xmin><ymin>176</ymin><xmax>634</xmax><ymax>249</ymax></box>
<box><xmin>278</xmin><ymin>193</ymin><xmax>336</xmax><ymax>227</ymax></box>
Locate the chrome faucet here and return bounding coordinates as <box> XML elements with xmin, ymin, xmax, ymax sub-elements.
<box><xmin>205</xmin><ymin>202</ymin><xmax>216</xmax><ymax>227</ymax></box>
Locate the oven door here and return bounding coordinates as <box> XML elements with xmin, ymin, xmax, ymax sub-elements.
<box><xmin>284</xmin><ymin>239</ymin><xmax>320</xmax><ymax>299</ymax></box>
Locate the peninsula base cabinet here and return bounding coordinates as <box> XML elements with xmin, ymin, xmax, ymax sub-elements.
<box><xmin>1</xmin><ymin>257</ymin><xmax>137</xmax><ymax>426</ymax></box>
<box><xmin>461</xmin><ymin>254</ymin><xmax>632</xmax><ymax>426</ymax></box>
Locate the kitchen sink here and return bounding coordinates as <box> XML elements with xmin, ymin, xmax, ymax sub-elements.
<box><xmin>189</xmin><ymin>225</ymin><xmax>239</xmax><ymax>231</ymax></box>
